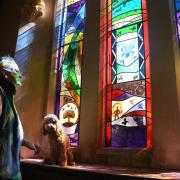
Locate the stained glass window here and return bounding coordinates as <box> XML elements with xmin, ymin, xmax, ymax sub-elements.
<box><xmin>106</xmin><ymin>0</ymin><xmax>152</xmax><ymax>148</ymax></box>
<box><xmin>54</xmin><ymin>0</ymin><xmax>85</xmax><ymax>146</ymax></box>
<box><xmin>175</xmin><ymin>0</ymin><xmax>180</xmax><ymax>39</ymax></box>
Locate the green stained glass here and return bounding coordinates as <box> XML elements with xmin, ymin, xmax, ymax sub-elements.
<box><xmin>69</xmin><ymin>65</ymin><xmax>80</xmax><ymax>89</ymax></box>
<box><xmin>112</xmin><ymin>0</ymin><xmax>125</xmax><ymax>5</ymax></box>
<box><xmin>62</xmin><ymin>67</ymin><xmax>69</xmax><ymax>81</ymax></box>
<box><xmin>116</xmin><ymin>24</ymin><xmax>137</xmax><ymax>37</ymax></box>
<box><xmin>62</xmin><ymin>42</ymin><xmax>82</xmax><ymax>91</ymax></box>
<box><xmin>65</xmin><ymin>29</ymin><xmax>82</xmax><ymax>46</ymax></box>
<box><xmin>117</xmin><ymin>59</ymin><xmax>139</xmax><ymax>74</ymax></box>
<box><xmin>70</xmin><ymin>43</ymin><xmax>79</xmax><ymax>51</ymax></box>
<box><xmin>76</xmin><ymin>89</ymin><xmax>80</xmax><ymax>95</ymax></box>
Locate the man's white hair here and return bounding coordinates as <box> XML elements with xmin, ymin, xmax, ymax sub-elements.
<box><xmin>0</xmin><ymin>56</ymin><xmax>20</xmax><ymax>74</ymax></box>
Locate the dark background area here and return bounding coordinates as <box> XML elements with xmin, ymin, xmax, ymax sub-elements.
<box><xmin>0</xmin><ymin>0</ymin><xmax>22</xmax><ymax>56</ymax></box>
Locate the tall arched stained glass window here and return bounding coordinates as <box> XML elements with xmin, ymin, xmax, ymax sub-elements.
<box><xmin>54</xmin><ymin>0</ymin><xmax>86</xmax><ymax>146</ymax></box>
<box><xmin>175</xmin><ymin>0</ymin><xmax>180</xmax><ymax>39</ymax></box>
<box><xmin>106</xmin><ymin>0</ymin><xmax>152</xmax><ymax>148</ymax></box>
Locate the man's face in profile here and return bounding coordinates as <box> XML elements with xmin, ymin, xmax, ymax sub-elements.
<box><xmin>0</xmin><ymin>59</ymin><xmax>22</xmax><ymax>86</ymax></box>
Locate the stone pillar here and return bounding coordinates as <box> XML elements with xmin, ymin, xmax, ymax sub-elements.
<box><xmin>79</xmin><ymin>0</ymin><xmax>100</xmax><ymax>162</ymax></box>
<box><xmin>147</xmin><ymin>0</ymin><xmax>180</xmax><ymax>168</ymax></box>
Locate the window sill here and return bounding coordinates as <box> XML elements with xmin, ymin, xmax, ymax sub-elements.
<box><xmin>96</xmin><ymin>147</ymin><xmax>152</xmax><ymax>155</ymax></box>
<box><xmin>95</xmin><ymin>147</ymin><xmax>152</xmax><ymax>168</ymax></box>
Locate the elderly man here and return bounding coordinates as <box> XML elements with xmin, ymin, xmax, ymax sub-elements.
<box><xmin>0</xmin><ymin>56</ymin><xmax>40</xmax><ymax>180</ymax></box>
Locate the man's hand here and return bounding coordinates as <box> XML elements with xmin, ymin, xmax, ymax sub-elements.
<box><xmin>22</xmin><ymin>139</ymin><xmax>43</xmax><ymax>155</ymax></box>
<box><xmin>34</xmin><ymin>143</ymin><xmax>43</xmax><ymax>155</ymax></box>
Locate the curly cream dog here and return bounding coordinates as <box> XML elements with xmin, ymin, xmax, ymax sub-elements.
<box><xmin>43</xmin><ymin>114</ymin><xmax>74</xmax><ymax>166</ymax></box>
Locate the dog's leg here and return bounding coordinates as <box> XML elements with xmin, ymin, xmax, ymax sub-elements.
<box><xmin>67</xmin><ymin>148</ymin><xmax>75</xmax><ymax>166</ymax></box>
<box><xmin>65</xmin><ymin>136</ymin><xmax>75</xmax><ymax>166</ymax></box>
<box><xmin>59</xmin><ymin>143</ymin><xmax>67</xmax><ymax>166</ymax></box>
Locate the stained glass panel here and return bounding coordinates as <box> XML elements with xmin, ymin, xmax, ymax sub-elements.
<box><xmin>54</xmin><ymin>0</ymin><xmax>85</xmax><ymax>146</ymax></box>
<box><xmin>106</xmin><ymin>0</ymin><xmax>151</xmax><ymax>148</ymax></box>
<box><xmin>59</xmin><ymin>90</ymin><xmax>80</xmax><ymax>146</ymax></box>
<box><xmin>175</xmin><ymin>0</ymin><xmax>180</xmax><ymax>39</ymax></box>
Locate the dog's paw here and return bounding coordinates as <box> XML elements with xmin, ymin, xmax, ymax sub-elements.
<box><xmin>68</xmin><ymin>161</ymin><xmax>75</xmax><ymax>166</ymax></box>
<box><xmin>60</xmin><ymin>160</ymin><xmax>67</xmax><ymax>167</ymax></box>
<box><xmin>44</xmin><ymin>158</ymin><xmax>52</xmax><ymax>165</ymax></box>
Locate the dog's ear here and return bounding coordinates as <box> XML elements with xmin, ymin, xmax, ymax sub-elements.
<box><xmin>43</xmin><ymin>128</ymin><xmax>48</xmax><ymax>135</ymax></box>
<box><xmin>42</xmin><ymin>123</ymin><xmax>48</xmax><ymax>135</ymax></box>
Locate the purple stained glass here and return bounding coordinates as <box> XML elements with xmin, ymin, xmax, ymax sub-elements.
<box><xmin>175</xmin><ymin>0</ymin><xmax>180</xmax><ymax>39</ymax></box>
<box><xmin>68</xmin><ymin>1</ymin><xmax>84</xmax><ymax>13</ymax></box>
<box><xmin>111</xmin><ymin>125</ymin><xmax>146</xmax><ymax>148</ymax></box>
<box><xmin>177</xmin><ymin>11</ymin><xmax>180</xmax><ymax>38</ymax></box>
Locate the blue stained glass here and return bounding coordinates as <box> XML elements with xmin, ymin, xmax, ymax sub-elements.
<box><xmin>57</xmin><ymin>1</ymin><xmax>85</xmax><ymax>46</ymax></box>
<box><xmin>61</xmin><ymin>5</ymin><xmax>68</xmax><ymax>45</ymax></box>
<box><xmin>140</xmin><ymin>71</ymin><xmax>145</xmax><ymax>79</ymax></box>
<box><xmin>116</xmin><ymin>38</ymin><xmax>139</xmax><ymax>66</ymax></box>
<box><xmin>176</xmin><ymin>0</ymin><xmax>180</xmax><ymax>11</ymax></box>
<box><xmin>112</xmin><ymin>0</ymin><xmax>141</xmax><ymax>18</ymax></box>
<box><xmin>55</xmin><ymin>11</ymin><xmax>63</xmax><ymax>27</ymax></box>
<box><xmin>112</xmin><ymin>61</ymin><xmax>117</xmax><ymax>72</ymax></box>
<box><xmin>112</xmin><ymin>31</ymin><xmax>117</xmax><ymax>83</ymax></box>
<box><xmin>67</xmin><ymin>12</ymin><xmax>74</xmax><ymax>19</ymax></box>
<box><xmin>66</xmin><ymin>4</ymin><xmax>85</xmax><ymax>35</ymax></box>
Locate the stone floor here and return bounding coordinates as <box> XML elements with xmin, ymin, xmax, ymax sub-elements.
<box><xmin>21</xmin><ymin>159</ymin><xmax>180</xmax><ymax>180</ymax></box>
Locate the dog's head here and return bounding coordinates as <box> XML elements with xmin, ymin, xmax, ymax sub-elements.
<box><xmin>43</xmin><ymin>114</ymin><xmax>60</xmax><ymax>135</ymax></box>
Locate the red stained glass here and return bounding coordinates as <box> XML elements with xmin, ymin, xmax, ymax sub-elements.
<box><xmin>106</xmin><ymin>0</ymin><xmax>112</xmax><ymax>144</ymax></box>
<box><xmin>142</xmin><ymin>0</ymin><xmax>152</xmax><ymax>147</ymax></box>
<box><xmin>112</xmin><ymin>89</ymin><xmax>125</xmax><ymax>100</ymax></box>
<box><xmin>124</xmin><ymin>110</ymin><xmax>146</xmax><ymax>117</ymax></box>
<box><xmin>146</xmin><ymin>117</ymin><xmax>152</xmax><ymax>125</ymax></box>
<box><xmin>145</xmin><ymin>56</ymin><xmax>151</xmax><ymax>79</ymax></box>
<box><xmin>147</xmin><ymin>124</ymin><xmax>152</xmax><ymax>147</ymax></box>
<box><xmin>146</xmin><ymin>80</ymin><xmax>151</xmax><ymax>98</ymax></box>
<box><xmin>105</xmin><ymin>0</ymin><xmax>152</xmax><ymax>148</ymax></box>
<box><xmin>106</xmin><ymin>122</ymin><xmax>111</xmax><ymax>145</ymax></box>
<box><xmin>142</xmin><ymin>0</ymin><xmax>148</xmax><ymax>21</ymax></box>
<box><xmin>146</xmin><ymin>98</ymin><xmax>152</xmax><ymax>113</ymax></box>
